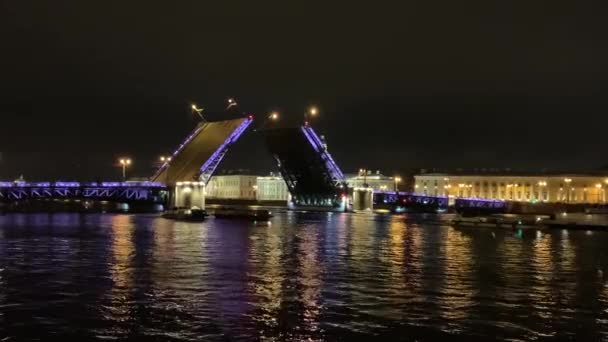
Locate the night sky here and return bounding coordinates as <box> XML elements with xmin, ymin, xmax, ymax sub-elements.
<box><xmin>1</xmin><ymin>1</ymin><xmax>606</xmax><ymax>181</ymax></box>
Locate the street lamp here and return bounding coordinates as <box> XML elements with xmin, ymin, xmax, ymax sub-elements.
<box><xmin>258</xmin><ymin>111</ymin><xmax>279</xmax><ymax>129</ymax></box>
<box><xmin>159</xmin><ymin>156</ymin><xmax>172</xmax><ymax>168</ymax></box>
<box><xmin>191</xmin><ymin>103</ymin><xmax>205</xmax><ymax>121</ymax></box>
<box><xmin>394</xmin><ymin>176</ymin><xmax>401</xmax><ymax>192</ymax></box>
<box><xmin>119</xmin><ymin>158</ymin><xmax>132</xmax><ymax>181</ymax></box>
<box><xmin>226</xmin><ymin>98</ymin><xmax>238</xmax><ymax>110</ymax></box>
<box><xmin>304</xmin><ymin>106</ymin><xmax>319</xmax><ymax>124</ymax></box>
<box><xmin>359</xmin><ymin>168</ymin><xmax>369</xmax><ymax>188</ymax></box>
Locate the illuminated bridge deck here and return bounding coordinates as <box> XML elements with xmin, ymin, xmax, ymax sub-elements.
<box><xmin>0</xmin><ymin>181</ymin><xmax>168</xmax><ymax>204</ymax></box>
<box><xmin>374</xmin><ymin>191</ymin><xmax>507</xmax><ymax>212</ymax></box>
<box><xmin>152</xmin><ymin>117</ymin><xmax>253</xmax><ymax>185</ymax></box>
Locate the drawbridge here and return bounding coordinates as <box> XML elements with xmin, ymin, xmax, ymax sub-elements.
<box><xmin>262</xmin><ymin>125</ymin><xmax>348</xmax><ymax>208</ymax></box>
<box><xmin>152</xmin><ymin>117</ymin><xmax>253</xmax><ymax>185</ymax></box>
<box><xmin>151</xmin><ymin>116</ymin><xmax>347</xmax><ymax>209</ymax></box>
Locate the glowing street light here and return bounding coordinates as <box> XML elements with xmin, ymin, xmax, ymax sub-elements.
<box><xmin>257</xmin><ymin>111</ymin><xmax>280</xmax><ymax>130</ymax></box>
<box><xmin>160</xmin><ymin>156</ymin><xmax>172</xmax><ymax>163</ymax></box>
<box><xmin>191</xmin><ymin>103</ymin><xmax>205</xmax><ymax>120</ymax></box>
<box><xmin>394</xmin><ymin>176</ymin><xmax>401</xmax><ymax>192</ymax></box>
<box><xmin>304</xmin><ymin>106</ymin><xmax>319</xmax><ymax>123</ymax></box>
<box><xmin>119</xmin><ymin>158</ymin><xmax>132</xmax><ymax>180</ymax></box>
<box><xmin>226</xmin><ymin>98</ymin><xmax>238</xmax><ymax>110</ymax></box>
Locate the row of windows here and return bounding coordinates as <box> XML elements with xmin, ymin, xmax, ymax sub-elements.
<box><xmin>422</xmin><ymin>189</ymin><xmax>550</xmax><ymax>201</ymax></box>
<box><xmin>419</xmin><ymin>179</ymin><xmax>600</xmax><ymax>188</ymax></box>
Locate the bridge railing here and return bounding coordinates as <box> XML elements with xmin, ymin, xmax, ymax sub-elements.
<box><xmin>0</xmin><ymin>182</ymin><xmax>167</xmax><ymax>203</ymax></box>
<box><xmin>301</xmin><ymin>126</ymin><xmax>346</xmax><ymax>187</ymax></box>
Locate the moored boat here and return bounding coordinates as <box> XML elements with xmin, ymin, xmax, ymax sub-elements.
<box><xmin>162</xmin><ymin>207</ymin><xmax>207</xmax><ymax>221</ymax></box>
<box><xmin>213</xmin><ymin>207</ymin><xmax>273</xmax><ymax>221</ymax></box>
<box><xmin>452</xmin><ymin>214</ymin><xmax>546</xmax><ymax>230</ymax></box>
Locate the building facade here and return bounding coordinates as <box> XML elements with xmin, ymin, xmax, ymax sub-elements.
<box><xmin>206</xmin><ymin>175</ymin><xmax>258</xmax><ymax>200</ymax></box>
<box><xmin>256</xmin><ymin>175</ymin><xmax>289</xmax><ymax>201</ymax></box>
<box><xmin>414</xmin><ymin>173</ymin><xmax>608</xmax><ymax>203</ymax></box>
<box><xmin>346</xmin><ymin>170</ymin><xmax>397</xmax><ymax>192</ymax></box>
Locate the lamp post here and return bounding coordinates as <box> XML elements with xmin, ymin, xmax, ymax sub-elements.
<box><xmin>255</xmin><ymin>111</ymin><xmax>280</xmax><ymax>131</ymax></box>
<box><xmin>119</xmin><ymin>158</ymin><xmax>132</xmax><ymax>181</ymax></box>
<box><xmin>226</xmin><ymin>98</ymin><xmax>238</xmax><ymax>110</ymax></box>
<box><xmin>191</xmin><ymin>103</ymin><xmax>205</xmax><ymax>121</ymax></box>
<box><xmin>159</xmin><ymin>156</ymin><xmax>171</xmax><ymax>184</ymax></box>
<box><xmin>304</xmin><ymin>106</ymin><xmax>318</xmax><ymax>125</ymax></box>
<box><xmin>394</xmin><ymin>176</ymin><xmax>401</xmax><ymax>192</ymax></box>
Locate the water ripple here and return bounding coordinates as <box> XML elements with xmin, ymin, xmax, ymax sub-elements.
<box><xmin>1</xmin><ymin>213</ymin><xmax>608</xmax><ymax>340</ymax></box>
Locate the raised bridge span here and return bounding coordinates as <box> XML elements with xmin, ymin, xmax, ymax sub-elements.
<box><xmin>0</xmin><ymin>116</ymin><xmax>504</xmax><ymax>212</ymax></box>
<box><xmin>262</xmin><ymin>125</ymin><xmax>347</xmax><ymax>208</ymax></box>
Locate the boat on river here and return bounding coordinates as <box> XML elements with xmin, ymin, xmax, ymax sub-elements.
<box><xmin>162</xmin><ymin>207</ymin><xmax>208</xmax><ymax>221</ymax></box>
<box><xmin>213</xmin><ymin>207</ymin><xmax>273</xmax><ymax>221</ymax></box>
<box><xmin>452</xmin><ymin>214</ymin><xmax>547</xmax><ymax>230</ymax></box>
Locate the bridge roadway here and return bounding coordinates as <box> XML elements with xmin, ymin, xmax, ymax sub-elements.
<box><xmin>0</xmin><ymin>181</ymin><xmax>168</xmax><ymax>204</ymax></box>
<box><xmin>152</xmin><ymin>117</ymin><xmax>253</xmax><ymax>185</ymax></box>
<box><xmin>373</xmin><ymin>191</ymin><xmax>506</xmax><ymax>212</ymax></box>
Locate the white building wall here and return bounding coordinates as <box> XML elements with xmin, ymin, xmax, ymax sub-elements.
<box><xmin>345</xmin><ymin>172</ymin><xmax>395</xmax><ymax>192</ymax></box>
<box><xmin>414</xmin><ymin>174</ymin><xmax>608</xmax><ymax>204</ymax></box>
<box><xmin>256</xmin><ymin>176</ymin><xmax>289</xmax><ymax>201</ymax></box>
<box><xmin>206</xmin><ymin>175</ymin><xmax>257</xmax><ymax>200</ymax></box>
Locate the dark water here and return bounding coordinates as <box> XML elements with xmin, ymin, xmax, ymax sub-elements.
<box><xmin>1</xmin><ymin>212</ymin><xmax>608</xmax><ymax>341</ymax></box>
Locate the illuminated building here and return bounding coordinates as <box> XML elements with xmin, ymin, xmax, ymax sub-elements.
<box><xmin>256</xmin><ymin>174</ymin><xmax>289</xmax><ymax>201</ymax></box>
<box><xmin>205</xmin><ymin>175</ymin><xmax>258</xmax><ymax>200</ymax></box>
<box><xmin>205</xmin><ymin>173</ymin><xmax>289</xmax><ymax>202</ymax></box>
<box><xmin>346</xmin><ymin>170</ymin><xmax>396</xmax><ymax>192</ymax></box>
<box><xmin>414</xmin><ymin>173</ymin><xmax>608</xmax><ymax>203</ymax></box>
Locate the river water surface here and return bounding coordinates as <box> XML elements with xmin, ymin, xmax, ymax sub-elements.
<box><xmin>1</xmin><ymin>212</ymin><xmax>608</xmax><ymax>341</ymax></box>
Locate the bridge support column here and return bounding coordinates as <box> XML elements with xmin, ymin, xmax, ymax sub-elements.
<box><xmin>172</xmin><ymin>182</ymin><xmax>205</xmax><ymax>210</ymax></box>
<box><xmin>352</xmin><ymin>188</ymin><xmax>373</xmax><ymax>211</ymax></box>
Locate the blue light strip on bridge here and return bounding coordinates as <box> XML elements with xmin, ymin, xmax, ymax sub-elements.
<box><xmin>0</xmin><ymin>181</ymin><xmax>166</xmax><ymax>188</ymax></box>
<box><xmin>198</xmin><ymin>117</ymin><xmax>254</xmax><ymax>185</ymax></box>
<box><xmin>300</xmin><ymin>126</ymin><xmax>346</xmax><ymax>183</ymax></box>
<box><xmin>151</xmin><ymin>120</ymin><xmax>209</xmax><ymax>180</ymax></box>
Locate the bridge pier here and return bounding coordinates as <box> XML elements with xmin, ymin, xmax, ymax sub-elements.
<box><xmin>172</xmin><ymin>182</ymin><xmax>205</xmax><ymax>210</ymax></box>
<box><xmin>352</xmin><ymin>188</ymin><xmax>373</xmax><ymax>211</ymax></box>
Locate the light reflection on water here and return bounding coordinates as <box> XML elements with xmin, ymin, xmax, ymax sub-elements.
<box><xmin>1</xmin><ymin>212</ymin><xmax>608</xmax><ymax>340</ymax></box>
